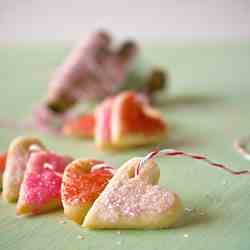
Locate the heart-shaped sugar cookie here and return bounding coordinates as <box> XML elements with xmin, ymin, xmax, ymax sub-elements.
<box><xmin>62</xmin><ymin>159</ymin><xmax>114</xmax><ymax>224</ymax></box>
<box><xmin>16</xmin><ymin>151</ymin><xmax>72</xmax><ymax>215</ymax></box>
<box><xmin>112</xmin><ymin>91</ymin><xmax>167</xmax><ymax>148</ymax></box>
<box><xmin>83</xmin><ymin>158</ymin><xmax>183</xmax><ymax>229</ymax></box>
<box><xmin>95</xmin><ymin>91</ymin><xmax>167</xmax><ymax>150</ymax></box>
<box><xmin>3</xmin><ymin>136</ymin><xmax>45</xmax><ymax>202</ymax></box>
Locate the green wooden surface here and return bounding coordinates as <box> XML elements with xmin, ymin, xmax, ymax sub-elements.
<box><xmin>0</xmin><ymin>42</ymin><xmax>250</xmax><ymax>250</ymax></box>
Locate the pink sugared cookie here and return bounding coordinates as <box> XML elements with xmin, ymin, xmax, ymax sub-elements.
<box><xmin>16</xmin><ymin>151</ymin><xmax>72</xmax><ymax>215</ymax></box>
<box><xmin>2</xmin><ymin>136</ymin><xmax>45</xmax><ymax>202</ymax></box>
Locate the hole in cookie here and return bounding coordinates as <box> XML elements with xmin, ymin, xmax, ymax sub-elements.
<box><xmin>127</xmin><ymin>160</ymin><xmax>141</xmax><ymax>179</ymax></box>
<box><xmin>127</xmin><ymin>168</ymin><xmax>135</xmax><ymax>179</ymax></box>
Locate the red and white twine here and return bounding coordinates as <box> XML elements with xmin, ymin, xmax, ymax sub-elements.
<box><xmin>136</xmin><ymin>149</ymin><xmax>250</xmax><ymax>176</ymax></box>
<box><xmin>91</xmin><ymin>163</ymin><xmax>116</xmax><ymax>175</ymax></box>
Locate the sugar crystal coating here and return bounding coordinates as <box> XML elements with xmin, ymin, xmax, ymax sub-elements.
<box><xmin>91</xmin><ymin>178</ymin><xmax>175</xmax><ymax>222</ymax></box>
<box><xmin>118</xmin><ymin>92</ymin><xmax>166</xmax><ymax>135</ymax></box>
<box><xmin>62</xmin><ymin>161</ymin><xmax>113</xmax><ymax>205</ymax></box>
<box><xmin>22</xmin><ymin>151</ymin><xmax>72</xmax><ymax>207</ymax></box>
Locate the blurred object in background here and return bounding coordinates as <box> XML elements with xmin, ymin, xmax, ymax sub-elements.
<box><xmin>63</xmin><ymin>113</ymin><xmax>95</xmax><ymax>138</ymax></box>
<box><xmin>46</xmin><ymin>30</ymin><xmax>167</xmax><ymax>114</ymax></box>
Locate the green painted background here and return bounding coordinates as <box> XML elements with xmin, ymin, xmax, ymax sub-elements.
<box><xmin>0</xmin><ymin>42</ymin><xmax>250</xmax><ymax>250</ymax></box>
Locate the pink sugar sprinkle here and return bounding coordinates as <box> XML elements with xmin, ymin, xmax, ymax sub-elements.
<box><xmin>24</xmin><ymin>170</ymin><xmax>62</xmax><ymax>206</ymax></box>
<box><xmin>23</xmin><ymin>151</ymin><xmax>72</xmax><ymax>207</ymax></box>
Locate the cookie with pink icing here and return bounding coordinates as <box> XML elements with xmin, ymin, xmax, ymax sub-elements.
<box><xmin>16</xmin><ymin>151</ymin><xmax>73</xmax><ymax>215</ymax></box>
<box><xmin>2</xmin><ymin>136</ymin><xmax>45</xmax><ymax>202</ymax></box>
<box><xmin>83</xmin><ymin>158</ymin><xmax>183</xmax><ymax>229</ymax></box>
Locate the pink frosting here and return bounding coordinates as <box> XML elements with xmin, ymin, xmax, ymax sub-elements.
<box><xmin>23</xmin><ymin>151</ymin><xmax>72</xmax><ymax>207</ymax></box>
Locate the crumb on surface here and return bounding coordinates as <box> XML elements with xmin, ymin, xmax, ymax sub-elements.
<box><xmin>185</xmin><ymin>207</ymin><xmax>206</xmax><ymax>216</ymax></box>
<box><xmin>77</xmin><ymin>235</ymin><xmax>85</xmax><ymax>240</ymax></box>
<box><xmin>198</xmin><ymin>210</ymin><xmax>206</xmax><ymax>216</ymax></box>
<box><xmin>184</xmin><ymin>207</ymin><xmax>193</xmax><ymax>213</ymax></box>
<box><xmin>222</xmin><ymin>179</ymin><xmax>227</xmax><ymax>185</ymax></box>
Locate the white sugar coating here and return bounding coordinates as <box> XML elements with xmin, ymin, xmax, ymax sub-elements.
<box><xmin>91</xmin><ymin>179</ymin><xmax>175</xmax><ymax>222</ymax></box>
<box><xmin>6</xmin><ymin>147</ymin><xmax>28</xmax><ymax>185</ymax></box>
